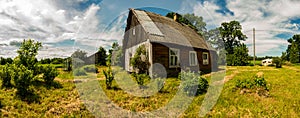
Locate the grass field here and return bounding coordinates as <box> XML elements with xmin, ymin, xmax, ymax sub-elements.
<box><xmin>0</xmin><ymin>65</ymin><xmax>299</xmax><ymax>117</ymax></box>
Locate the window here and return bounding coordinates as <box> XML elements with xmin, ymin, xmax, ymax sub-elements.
<box><xmin>132</xmin><ymin>28</ymin><xmax>135</xmax><ymax>35</ymax></box>
<box><xmin>169</xmin><ymin>48</ymin><xmax>180</xmax><ymax>67</ymax></box>
<box><xmin>202</xmin><ymin>52</ymin><xmax>209</xmax><ymax>65</ymax></box>
<box><xmin>189</xmin><ymin>51</ymin><xmax>198</xmax><ymax>66</ymax></box>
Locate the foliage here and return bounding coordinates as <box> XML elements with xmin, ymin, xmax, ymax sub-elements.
<box><xmin>219</xmin><ymin>20</ymin><xmax>247</xmax><ymax>54</ymax></box>
<box><xmin>132</xmin><ymin>73</ymin><xmax>150</xmax><ymax>87</ymax></box>
<box><xmin>71</xmin><ymin>49</ymin><xmax>87</xmax><ymax>60</ymax></box>
<box><xmin>0</xmin><ymin>64</ymin><xmax>13</xmax><ymax>88</ymax></box>
<box><xmin>15</xmin><ymin>39</ymin><xmax>42</xmax><ymax>71</ymax></box>
<box><xmin>286</xmin><ymin>34</ymin><xmax>300</xmax><ymax>63</ymax></box>
<box><xmin>103</xmin><ymin>65</ymin><xmax>114</xmax><ymax>89</ymax></box>
<box><xmin>130</xmin><ymin>45</ymin><xmax>150</xmax><ymax>74</ymax></box>
<box><xmin>272</xmin><ymin>52</ymin><xmax>287</xmax><ymax>68</ymax></box>
<box><xmin>42</xmin><ymin>64</ymin><xmax>59</xmax><ymax>85</ymax></box>
<box><xmin>97</xmin><ymin>46</ymin><xmax>107</xmax><ymax>66</ymax></box>
<box><xmin>235</xmin><ymin>75</ymin><xmax>269</xmax><ymax>92</ymax></box>
<box><xmin>0</xmin><ymin>57</ymin><xmax>13</xmax><ymax>65</ymax></box>
<box><xmin>82</xmin><ymin>65</ymin><xmax>99</xmax><ymax>73</ymax></box>
<box><xmin>288</xmin><ymin>40</ymin><xmax>299</xmax><ymax>63</ymax></box>
<box><xmin>273</xmin><ymin>57</ymin><xmax>282</xmax><ymax>68</ymax></box>
<box><xmin>12</xmin><ymin>64</ymin><xmax>35</xmax><ymax>98</ymax></box>
<box><xmin>179</xmin><ymin>71</ymin><xmax>209</xmax><ymax>96</ymax></box>
<box><xmin>107</xmin><ymin>42</ymin><xmax>122</xmax><ymax>66</ymax></box>
<box><xmin>227</xmin><ymin>44</ymin><xmax>249</xmax><ymax>66</ymax></box>
<box><xmin>73</xmin><ymin>68</ymin><xmax>87</xmax><ymax>76</ymax></box>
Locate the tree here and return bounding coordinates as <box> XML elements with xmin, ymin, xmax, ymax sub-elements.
<box><xmin>289</xmin><ymin>41</ymin><xmax>299</xmax><ymax>63</ymax></box>
<box><xmin>0</xmin><ymin>39</ymin><xmax>59</xmax><ymax>100</ymax></box>
<box><xmin>71</xmin><ymin>49</ymin><xmax>87</xmax><ymax>60</ymax></box>
<box><xmin>166</xmin><ymin>12</ymin><xmax>207</xmax><ymax>36</ymax></box>
<box><xmin>286</xmin><ymin>34</ymin><xmax>300</xmax><ymax>63</ymax></box>
<box><xmin>97</xmin><ymin>47</ymin><xmax>107</xmax><ymax>66</ymax></box>
<box><xmin>107</xmin><ymin>42</ymin><xmax>121</xmax><ymax>65</ymax></box>
<box><xmin>15</xmin><ymin>39</ymin><xmax>42</xmax><ymax>70</ymax></box>
<box><xmin>219</xmin><ymin>21</ymin><xmax>247</xmax><ymax>54</ymax></box>
<box><xmin>227</xmin><ymin>44</ymin><xmax>249</xmax><ymax>66</ymax></box>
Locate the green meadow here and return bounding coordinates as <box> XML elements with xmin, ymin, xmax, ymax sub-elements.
<box><xmin>0</xmin><ymin>64</ymin><xmax>299</xmax><ymax>117</ymax></box>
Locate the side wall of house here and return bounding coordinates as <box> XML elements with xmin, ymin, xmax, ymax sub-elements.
<box><xmin>123</xmin><ymin>10</ymin><xmax>151</xmax><ymax>72</ymax></box>
<box><xmin>152</xmin><ymin>42</ymin><xmax>213</xmax><ymax>77</ymax></box>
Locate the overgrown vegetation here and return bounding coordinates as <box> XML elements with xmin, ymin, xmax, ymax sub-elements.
<box><xmin>103</xmin><ymin>65</ymin><xmax>114</xmax><ymax>89</ymax></box>
<box><xmin>235</xmin><ymin>75</ymin><xmax>269</xmax><ymax>97</ymax></box>
<box><xmin>180</xmin><ymin>71</ymin><xmax>209</xmax><ymax>96</ymax></box>
<box><xmin>0</xmin><ymin>39</ymin><xmax>59</xmax><ymax>102</ymax></box>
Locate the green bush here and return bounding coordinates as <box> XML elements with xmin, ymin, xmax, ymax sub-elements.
<box><xmin>132</xmin><ymin>73</ymin><xmax>150</xmax><ymax>86</ymax></box>
<box><xmin>235</xmin><ymin>76</ymin><xmax>269</xmax><ymax>91</ymax></box>
<box><xmin>82</xmin><ymin>65</ymin><xmax>98</xmax><ymax>73</ymax></box>
<box><xmin>42</xmin><ymin>65</ymin><xmax>58</xmax><ymax>85</ymax></box>
<box><xmin>74</xmin><ymin>68</ymin><xmax>87</xmax><ymax>76</ymax></box>
<box><xmin>12</xmin><ymin>64</ymin><xmax>35</xmax><ymax>98</ymax></box>
<box><xmin>273</xmin><ymin>57</ymin><xmax>282</xmax><ymax>68</ymax></box>
<box><xmin>103</xmin><ymin>66</ymin><xmax>114</xmax><ymax>89</ymax></box>
<box><xmin>0</xmin><ymin>64</ymin><xmax>13</xmax><ymax>88</ymax></box>
<box><xmin>180</xmin><ymin>71</ymin><xmax>209</xmax><ymax>96</ymax></box>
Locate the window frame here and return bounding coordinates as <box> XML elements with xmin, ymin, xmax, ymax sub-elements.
<box><xmin>202</xmin><ymin>52</ymin><xmax>209</xmax><ymax>65</ymax></box>
<box><xmin>169</xmin><ymin>48</ymin><xmax>180</xmax><ymax>68</ymax></box>
<box><xmin>189</xmin><ymin>51</ymin><xmax>198</xmax><ymax>66</ymax></box>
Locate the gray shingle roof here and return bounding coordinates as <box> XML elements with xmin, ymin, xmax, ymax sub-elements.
<box><xmin>131</xmin><ymin>9</ymin><xmax>211</xmax><ymax>50</ymax></box>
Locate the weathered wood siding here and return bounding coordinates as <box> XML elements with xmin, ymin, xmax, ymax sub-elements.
<box><xmin>152</xmin><ymin>42</ymin><xmax>214</xmax><ymax>77</ymax></box>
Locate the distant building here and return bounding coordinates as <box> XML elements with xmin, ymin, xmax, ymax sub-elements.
<box><xmin>261</xmin><ymin>59</ymin><xmax>273</xmax><ymax>66</ymax></box>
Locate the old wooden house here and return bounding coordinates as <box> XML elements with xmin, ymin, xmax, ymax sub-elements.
<box><xmin>123</xmin><ymin>8</ymin><xmax>217</xmax><ymax>76</ymax></box>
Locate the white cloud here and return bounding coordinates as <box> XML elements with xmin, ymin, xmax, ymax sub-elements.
<box><xmin>181</xmin><ymin>0</ymin><xmax>300</xmax><ymax>56</ymax></box>
<box><xmin>0</xmin><ymin>0</ymin><xmax>124</xmax><ymax>58</ymax></box>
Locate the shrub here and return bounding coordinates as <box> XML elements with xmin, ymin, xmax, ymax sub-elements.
<box><xmin>273</xmin><ymin>57</ymin><xmax>282</xmax><ymax>68</ymax></box>
<box><xmin>132</xmin><ymin>73</ymin><xmax>150</xmax><ymax>87</ymax></box>
<box><xmin>12</xmin><ymin>64</ymin><xmax>35</xmax><ymax>98</ymax></box>
<box><xmin>82</xmin><ymin>65</ymin><xmax>99</xmax><ymax>73</ymax></box>
<box><xmin>180</xmin><ymin>71</ymin><xmax>209</xmax><ymax>96</ymax></box>
<box><xmin>42</xmin><ymin>65</ymin><xmax>58</xmax><ymax>85</ymax></box>
<box><xmin>103</xmin><ymin>66</ymin><xmax>114</xmax><ymax>89</ymax></box>
<box><xmin>74</xmin><ymin>68</ymin><xmax>87</xmax><ymax>76</ymax></box>
<box><xmin>0</xmin><ymin>64</ymin><xmax>13</xmax><ymax>88</ymax></box>
<box><xmin>235</xmin><ymin>75</ymin><xmax>269</xmax><ymax>92</ymax></box>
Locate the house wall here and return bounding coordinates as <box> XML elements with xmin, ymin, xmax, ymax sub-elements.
<box><xmin>152</xmin><ymin>42</ymin><xmax>214</xmax><ymax>77</ymax></box>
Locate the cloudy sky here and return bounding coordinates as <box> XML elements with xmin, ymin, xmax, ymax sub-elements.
<box><xmin>0</xmin><ymin>0</ymin><xmax>300</xmax><ymax>59</ymax></box>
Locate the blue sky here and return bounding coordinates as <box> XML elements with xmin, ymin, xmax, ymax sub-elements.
<box><xmin>0</xmin><ymin>0</ymin><xmax>300</xmax><ymax>58</ymax></box>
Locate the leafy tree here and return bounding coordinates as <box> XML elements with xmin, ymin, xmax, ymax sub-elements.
<box><xmin>286</xmin><ymin>34</ymin><xmax>300</xmax><ymax>63</ymax></box>
<box><xmin>227</xmin><ymin>44</ymin><xmax>249</xmax><ymax>66</ymax></box>
<box><xmin>166</xmin><ymin>12</ymin><xmax>206</xmax><ymax>35</ymax></box>
<box><xmin>0</xmin><ymin>64</ymin><xmax>13</xmax><ymax>88</ymax></box>
<box><xmin>107</xmin><ymin>42</ymin><xmax>121</xmax><ymax>65</ymax></box>
<box><xmin>12</xmin><ymin>64</ymin><xmax>35</xmax><ymax>98</ymax></box>
<box><xmin>219</xmin><ymin>21</ymin><xmax>247</xmax><ymax>54</ymax></box>
<box><xmin>97</xmin><ymin>46</ymin><xmax>107</xmax><ymax>66</ymax></box>
<box><xmin>71</xmin><ymin>49</ymin><xmax>88</xmax><ymax>60</ymax></box>
<box><xmin>14</xmin><ymin>39</ymin><xmax>42</xmax><ymax>71</ymax></box>
<box><xmin>289</xmin><ymin>40</ymin><xmax>299</xmax><ymax>63</ymax></box>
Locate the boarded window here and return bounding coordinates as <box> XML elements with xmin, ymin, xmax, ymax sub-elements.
<box><xmin>203</xmin><ymin>52</ymin><xmax>209</xmax><ymax>65</ymax></box>
<box><xmin>189</xmin><ymin>51</ymin><xmax>198</xmax><ymax>66</ymax></box>
<box><xmin>169</xmin><ymin>48</ymin><xmax>180</xmax><ymax>67</ymax></box>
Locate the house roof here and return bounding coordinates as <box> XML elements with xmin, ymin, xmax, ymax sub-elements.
<box><xmin>130</xmin><ymin>9</ymin><xmax>213</xmax><ymax>51</ymax></box>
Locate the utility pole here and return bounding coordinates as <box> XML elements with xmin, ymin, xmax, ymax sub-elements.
<box><xmin>253</xmin><ymin>28</ymin><xmax>256</xmax><ymax>66</ymax></box>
